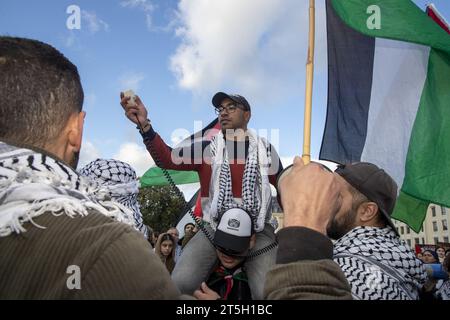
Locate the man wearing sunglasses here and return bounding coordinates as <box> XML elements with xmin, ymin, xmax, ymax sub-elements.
<box><xmin>120</xmin><ymin>91</ymin><xmax>283</xmax><ymax>300</ymax></box>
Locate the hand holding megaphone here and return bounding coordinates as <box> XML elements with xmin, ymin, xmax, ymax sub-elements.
<box><xmin>120</xmin><ymin>90</ymin><xmax>150</xmax><ymax>131</ymax></box>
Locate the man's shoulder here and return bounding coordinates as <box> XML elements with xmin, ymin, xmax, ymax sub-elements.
<box><xmin>2</xmin><ymin>210</ymin><xmax>145</xmax><ymax>260</ymax></box>
<box><xmin>0</xmin><ymin>210</ymin><xmax>155</xmax><ymax>299</ymax></box>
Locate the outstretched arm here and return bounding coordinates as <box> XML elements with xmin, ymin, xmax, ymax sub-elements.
<box><xmin>120</xmin><ymin>93</ymin><xmax>203</xmax><ymax>171</ymax></box>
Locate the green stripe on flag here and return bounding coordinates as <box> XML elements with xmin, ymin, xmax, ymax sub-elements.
<box><xmin>392</xmin><ymin>48</ymin><xmax>450</xmax><ymax>229</ymax></box>
<box><xmin>331</xmin><ymin>0</ymin><xmax>450</xmax><ymax>230</ymax></box>
<box><xmin>140</xmin><ymin>167</ymin><xmax>199</xmax><ymax>187</ymax></box>
<box><xmin>393</xmin><ymin>191</ymin><xmax>429</xmax><ymax>233</ymax></box>
<box><xmin>332</xmin><ymin>0</ymin><xmax>450</xmax><ymax>54</ymax></box>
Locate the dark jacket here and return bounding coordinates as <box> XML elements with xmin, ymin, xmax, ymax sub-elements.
<box><xmin>264</xmin><ymin>227</ymin><xmax>353</xmax><ymax>300</ymax></box>
<box><xmin>0</xmin><ymin>211</ymin><xmax>181</xmax><ymax>299</ymax></box>
<box><xmin>207</xmin><ymin>263</ymin><xmax>252</xmax><ymax>300</ymax></box>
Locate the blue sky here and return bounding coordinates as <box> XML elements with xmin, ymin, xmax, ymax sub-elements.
<box><xmin>1</xmin><ymin>0</ymin><xmax>449</xmax><ymax>177</ymax></box>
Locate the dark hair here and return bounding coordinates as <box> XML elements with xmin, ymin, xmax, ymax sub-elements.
<box><xmin>443</xmin><ymin>254</ymin><xmax>450</xmax><ymax>272</ymax></box>
<box><xmin>161</xmin><ymin>233</ymin><xmax>174</xmax><ymax>243</ymax></box>
<box><xmin>184</xmin><ymin>222</ymin><xmax>195</xmax><ymax>230</ymax></box>
<box><xmin>423</xmin><ymin>249</ymin><xmax>439</xmax><ymax>263</ymax></box>
<box><xmin>0</xmin><ymin>37</ymin><xmax>83</xmax><ymax>147</ymax></box>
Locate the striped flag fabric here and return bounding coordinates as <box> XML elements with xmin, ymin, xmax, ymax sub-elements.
<box><xmin>320</xmin><ymin>0</ymin><xmax>450</xmax><ymax>232</ymax></box>
<box><xmin>140</xmin><ymin>118</ymin><xmax>220</xmax><ymax>187</ymax></box>
<box><xmin>427</xmin><ymin>3</ymin><xmax>450</xmax><ymax>34</ymax></box>
<box><xmin>140</xmin><ymin>167</ymin><xmax>199</xmax><ymax>187</ymax></box>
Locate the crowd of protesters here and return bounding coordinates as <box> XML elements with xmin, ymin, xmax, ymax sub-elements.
<box><xmin>0</xmin><ymin>36</ymin><xmax>449</xmax><ymax>301</ymax></box>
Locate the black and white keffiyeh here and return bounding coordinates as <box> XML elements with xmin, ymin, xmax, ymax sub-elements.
<box><xmin>436</xmin><ymin>280</ymin><xmax>450</xmax><ymax>300</ymax></box>
<box><xmin>208</xmin><ymin>130</ymin><xmax>272</xmax><ymax>232</ymax></box>
<box><xmin>79</xmin><ymin>159</ymin><xmax>148</xmax><ymax>238</ymax></box>
<box><xmin>0</xmin><ymin>142</ymin><xmax>136</xmax><ymax>237</ymax></box>
<box><xmin>334</xmin><ymin>226</ymin><xmax>427</xmax><ymax>300</ymax></box>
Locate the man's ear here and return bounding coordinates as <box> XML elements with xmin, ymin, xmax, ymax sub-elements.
<box><xmin>358</xmin><ymin>202</ymin><xmax>379</xmax><ymax>224</ymax></box>
<box><xmin>244</xmin><ymin>110</ymin><xmax>251</xmax><ymax>123</ymax></box>
<box><xmin>249</xmin><ymin>234</ymin><xmax>257</xmax><ymax>250</ymax></box>
<box><xmin>63</xmin><ymin>111</ymin><xmax>85</xmax><ymax>163</ymax></box>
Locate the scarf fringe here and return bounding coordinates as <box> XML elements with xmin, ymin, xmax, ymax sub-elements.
<box><xmin>0</xmin><ymin>142</ymin><xmax>137</xmax><ymax>238</ymax></box>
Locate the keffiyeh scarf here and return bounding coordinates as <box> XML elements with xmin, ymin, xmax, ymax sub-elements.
<box><xmin>334</xmin><ymin>226</ymin><xmax>427</xmax><ymax>300</ymax></box>
<box><xmin>208</xmin><ymin>130</ymin><xmax>272</xmax><ymax>232</ymax></box>
<box><xmin>0</xmin><ymin>142</ymin><xmax>135</xmax><ymax>237</ymax></box>
<box><xmin>79</xmin><ymin>159</ymin><xmax>147</xmax><ymax>238</ymax></box>
<box><xmin>437</xmin><ymin>280</ymin><xmax>450</xmax><ymax>300</ymax></box>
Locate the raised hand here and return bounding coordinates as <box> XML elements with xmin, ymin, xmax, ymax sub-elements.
<box><xmin>277</xmin><ymin>157</ymin><xmax>342</xmax><ymax>235</ymax></box>
<box><xmin>120</xmin><ymin>92</ymin><xmax>149</xmax><ymax>128</ymax></box>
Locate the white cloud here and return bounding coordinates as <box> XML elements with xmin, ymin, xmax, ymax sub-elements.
<box><xmin>82</xmin><ymin>10</ymin><xmax>110</xmax><ymax>33</ymax></box>
<box><xmin>170</xmin><ymin>0</ymin><xmax>327</xmax><ymax>102</ymax></box>
<box><xmin>79</xmin><ymin>140</ymin><xmax>101</xmax><ymax>169</ymax></box>
<box><xmin>64</xmin><ymin>32</ymin><xmax>77</xmax><ymax>48</ymax></box>
<box><xmin>120</xmin><ymin>0</ymin><xmax>154</xmax><ymax>12</ymax></box>
<box><xmin>113</xmin><ymin>142</ymin><xmax>155</xmax><ymax>176</ymax></box>
<box><xmin>121</xmin><ymin>0</ymin><xmax>156</xmax><ymax>31</ymax></box>
<box><xmin>119</xmin><ymin>72</ymin><xmax>146</xmax><ymax>92</ymax></box>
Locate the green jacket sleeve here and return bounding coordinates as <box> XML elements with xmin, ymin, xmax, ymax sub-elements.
<box><xmin>72</xmin><ymin>227</ymin><xmax>181</xmax><ymax>300</ymax></box>
<box><xmin>264</xmin><ymin>227</ymin><xmax>352</xmax><ymax>300</ymax></box>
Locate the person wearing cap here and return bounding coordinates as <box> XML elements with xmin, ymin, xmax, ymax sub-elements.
<box><xmin>330</xmin><ymin>162</ymin><xmax>427</xmax><ymax>300</ymax></box>
<box><xmin>120</xmin><ymin>91</ymin><xmax>283</xmax><ymax>299</ymax></box>
<box><xmin>264</xmin><ymin>157</ymin><xmax>352</xmax><ymax>299</ymax></box>
<box><xmin>194</xmin><ymin>208</ymin><xmax>255</xmax><ymax>300</ymax></box>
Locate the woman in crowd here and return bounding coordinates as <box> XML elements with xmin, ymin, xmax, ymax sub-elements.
<box><xmin>155</xmin><ymin>233</ymin><xmax>176</xmax><ymax>274</ymax></box>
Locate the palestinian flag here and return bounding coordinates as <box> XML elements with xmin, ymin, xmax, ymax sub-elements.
<box><xmin>320</xmin><ymin>0</ymin><xmax>450</xmax><ymax>232</ymax></box>
<box><xmin>427</xmin><ymin>3</ymin><xmax>450</xmax><ymax>34</ymax></box>
<box><xmin>140</xmin><ymin>167</ymin><xmax>199</xmax><ymax>187</ymax></box>
<box><xmin>140</xmin><ymin>118</ymin><xmax>220</xmax><ymax>188</ymax></box>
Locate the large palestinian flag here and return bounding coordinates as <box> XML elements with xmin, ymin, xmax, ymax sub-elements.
<box><xmin>140</xmin><ymin>118</ymin><xmax>220</xmax><ymax>188</ymax></box>
<box><xmin>320</xmin><ymin>0</ymin><xmax>450</xmax><ymax>232</ymax></box>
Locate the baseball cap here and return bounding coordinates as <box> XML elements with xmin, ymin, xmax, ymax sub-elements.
<box><xmin>212</xmin><ymin>92</ymin><xmax>251</xmax><ymax>111</ymax></box>
<box><xmin>335</xmin><ymin>162</ymin><xmax>399</xmax><ymax>234</ymax></box>
<box><xmin>214</xmin><ymin>208</ymin><xmax>253</xmax><ymax>256</ymax></box>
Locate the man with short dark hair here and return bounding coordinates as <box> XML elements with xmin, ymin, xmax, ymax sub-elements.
<box><xmin>120</xmin><ymin>91</ymin><xmax>283</xmax><ymax>299</ymax></box>
<box><xmin>0</xmin><ymin>37</ymin><xmax>180</xmax><ymax>299</ymax></box>
<box><xmin>329</xmin><ymin>162</ymin><xmax>427</xmax><ymax>300</ymax></box>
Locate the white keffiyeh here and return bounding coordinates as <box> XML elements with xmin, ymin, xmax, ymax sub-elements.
<box><xmin>207</xmin><ymin>130</ymin><xmax>272</xmax><ymax>232</ymax></box>
<box><xmin>0</xmin><ymin>142</ymin><xmax>136</xmax><ymax>237</ymax></box>
<box><xmin>437</xmin><ymin>280</ymin><xmax>450</xmax><ymax>300</ymax></box>
<box><xmin>79</xmin><ymin>158</ymin><xmax>148</xmax><ymax>238</ymax></box>
<box><xmin>334</xmin><ymin>226</ymin><xmax>427</xmax><ymax>300</ymax></box>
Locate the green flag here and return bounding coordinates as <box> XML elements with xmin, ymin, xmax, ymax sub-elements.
<box><xmin>321</xmin><ymin>0</ymin><xmax>450</xmax><ymax>232</ymax></box>
<box><xmin>140</xmin><ymin>167</ymin><xmax>199</xmax><ymax>187</ymax></box>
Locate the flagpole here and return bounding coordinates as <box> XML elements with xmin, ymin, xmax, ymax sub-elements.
<box><xmin>302</xmin><ymin>0</ymin><xmax>315</xmax><ymax>165</ymax></box>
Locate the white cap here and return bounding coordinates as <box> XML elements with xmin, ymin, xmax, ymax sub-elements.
<box><xmin>214</xmin><ymin>208</ymin><xmax>252</xmax><ymax>255</ymax></box>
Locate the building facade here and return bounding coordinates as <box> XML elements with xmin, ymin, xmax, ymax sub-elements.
<box><xmin>393</xmin><ymin>205</ymin><xmax>450</xmax><ymax>248</ymax></box>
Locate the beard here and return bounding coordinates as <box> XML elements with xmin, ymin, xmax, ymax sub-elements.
<box><xmin>327</xmin><ymin>207</ymin><xmax>358</xmax><ymax>240</ymax></box>
<box><xmin>69</xmin><ymin>150</ymin><xmax>80</xmax><ymax>170</ymax></box>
